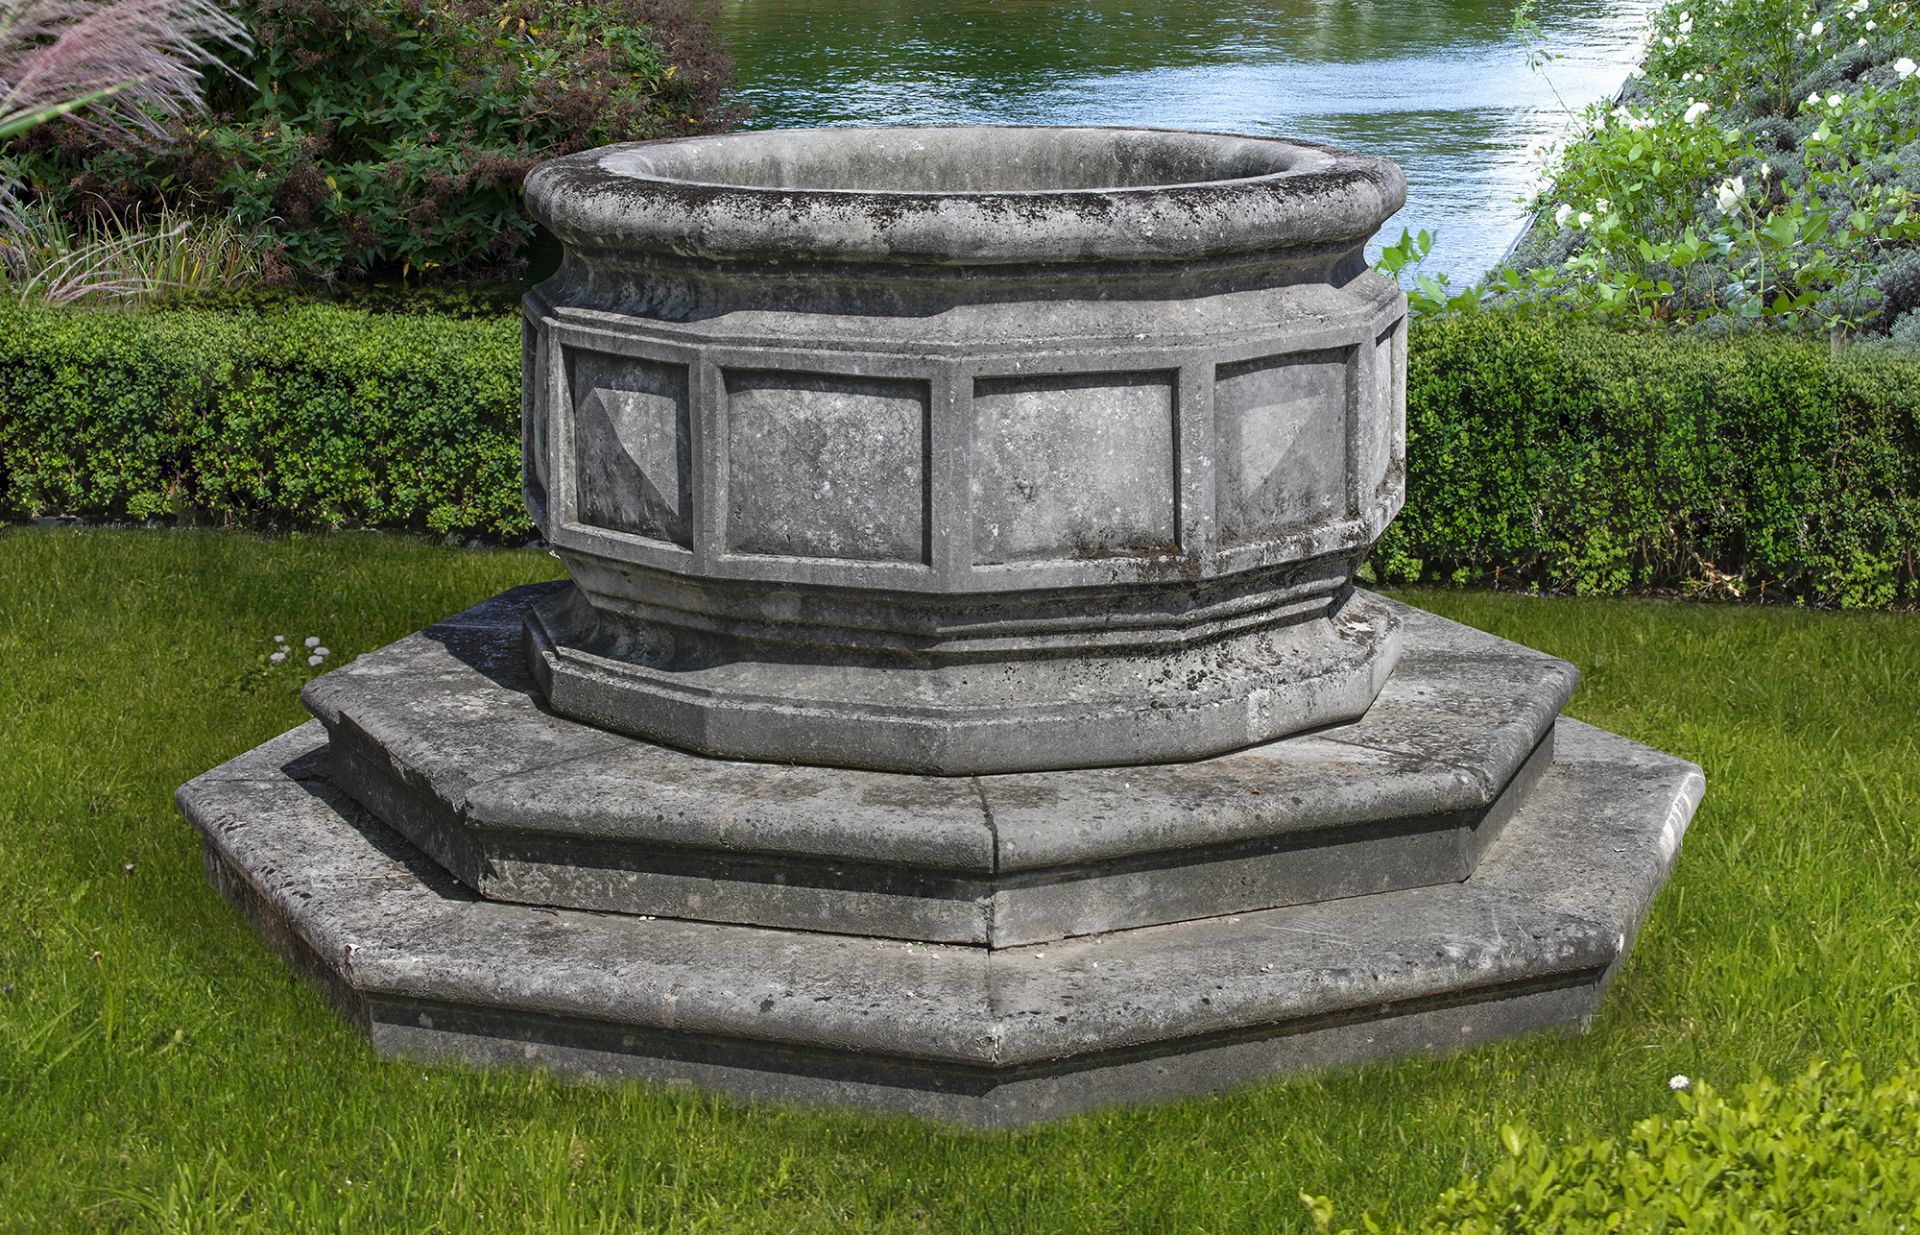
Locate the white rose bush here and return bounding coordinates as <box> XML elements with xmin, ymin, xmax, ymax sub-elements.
<box><xmin>1392</xmin><ymin>0</ymin><xmax>1920</xmax><ymax>336</ymax></box>
<box><xmin>1533</xmin><ymin>0</ymin><xmax>1920</xmax><ymax>334</ymax></box>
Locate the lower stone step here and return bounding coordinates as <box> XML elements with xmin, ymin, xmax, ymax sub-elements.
<box><xmin>177</xmin><ymin>717</ymin><xmax>1700</xmax><ymax>1126</ymax></box>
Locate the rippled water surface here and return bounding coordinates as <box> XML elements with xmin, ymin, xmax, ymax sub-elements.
<box><xmin>716</xmin><ymin>0</ymin><xmax>1655</xmax><ymax>278</ymax></box>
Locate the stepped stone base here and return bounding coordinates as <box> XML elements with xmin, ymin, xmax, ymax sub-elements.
<box><xmin>177</xmin><ymin>589</ymin><xmax>1701</xmax><ymax>1126</ymax></box>
<box><xmin>302</xmin><ymin>584</ymin><xmax>1575</xmax><ymax>947</ymax></box>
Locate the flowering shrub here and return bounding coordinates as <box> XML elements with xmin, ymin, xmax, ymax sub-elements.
<box><xmin>11</xmin><ymin>0</ymin><xmax>736</xmax><ymax>282</ymax></box>
<box><xmin>1504</xmin><ymin>0</ymin><xmax>1920</xmax><ymax>336</ymax></box>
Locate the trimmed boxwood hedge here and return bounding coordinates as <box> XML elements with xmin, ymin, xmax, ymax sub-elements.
<box><xmin>1</xmin><ymin>304</ymin><xmax>1915</xmax><ymax>606</ymax></box>
<box><xmin>1376</xmin><ymin>316</ymin><xmax>1920</xmax><ymax>608</ymax></box>
<box><xmin>0</xmin><ymin>304</ymin><xmax>524</xmax><ymax>538</ymax></box>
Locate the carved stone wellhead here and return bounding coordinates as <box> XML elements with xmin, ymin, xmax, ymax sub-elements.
<box><xmin>519</xmin><ymin>125</ymin><xmax>1410</xmax><ymax>774</ymax></box>
<box><xmin>181</xmin><ymin>127</ymin><xmax>1701</xmax><ymax>1126</ymax></box>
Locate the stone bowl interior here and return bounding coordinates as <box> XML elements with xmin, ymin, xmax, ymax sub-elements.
<box><xmin>598</xmin><ymin>126</ymin><xmax>1309</xmax><ymax>194</ymax></box>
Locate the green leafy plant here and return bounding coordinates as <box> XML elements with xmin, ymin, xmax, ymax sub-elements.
<box><xmin>1377</xmin><ymin>228</ymin><xmax>1495</xmax><ymax>315</ymax></box>
<box><xmin>1304</xmin><ymin>1058</ymin><xmax>1920</xmax><ymax>1233</ymax></box>
<box><xmin>11</xmin><ymin>0</ymin><xmax>736</xmax><ymax>282</ymax></box>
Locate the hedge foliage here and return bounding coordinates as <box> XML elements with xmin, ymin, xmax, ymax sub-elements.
<box><xmin>1306</xmin><ymin>1058</ymin><xmax>1920</xmax><ymax>1233</ymax></box>
<box><xmin>1377</xmin><ymin>315</ymin><xmax>1920</xmax><ymax>607</ymax></box>
<box><xmin>1</xmin><ymin>304</ymin><xmax>1915</xmax><ymax>606</ymax></box>
<box><xmin>0</xmin><ymin>303</ymin><xmax>524</xmax><ymax>536</ymax></box>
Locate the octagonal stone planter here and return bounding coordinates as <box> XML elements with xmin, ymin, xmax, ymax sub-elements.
<box><xmin>520</xmin><ymin>126</ymin><xmax>1410</xmax><ymax>774</ymax></box>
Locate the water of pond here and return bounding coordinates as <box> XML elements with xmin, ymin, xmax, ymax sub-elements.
<box><xmin>715</xmin><ymin>0</ymin><xmax>1655</xmax><ymax>279</ymax></box>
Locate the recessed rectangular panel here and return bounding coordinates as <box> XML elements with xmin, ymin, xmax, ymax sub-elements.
<box><xmin>971</xmin><ymin>371</ymin><xmax>1178</xmax><ymax>565</ymax></box>
<box><xmin>1360</xmin><ymin>323</ymin><xmax>1403</xmax><ymax>503</ymax></box>
<box><xmin>567</xmin><ymin>349</ymin><xmax>692</xmax><ymax>548</ymax></box>
<box><xmin>1213</xmin><ymin>349</ymin><xmax>1349</xmax><ymax>547</ymax></box>
<box><xmin>523</xmin><ymin>322</ymin><xmax>548</xmax><ymax>521</ymax></box>
<box><xmin>724</xmin><ymin>369</ymin><xmax>930</xmax><ymax>563</ymax></box>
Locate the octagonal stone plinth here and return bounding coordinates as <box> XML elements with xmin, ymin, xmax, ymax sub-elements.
<box><xmin>520</xmin><ymin>126</ymin><xmax>1410</xmax><ymax>774</ymax></box>
<box><xmin>173</xmin><ymin>126</ymin><xmax>1703</xmax><ymax>1124</ymax></box>
<box><xmin>179</xmin><ymin>714</ymin><xmax>1700</xmax><ymax>1127</ymax></box>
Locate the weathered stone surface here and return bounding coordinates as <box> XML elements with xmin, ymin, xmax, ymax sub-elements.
<box><xmin>526</xmin><ymin>583</ymin><xmax>1405</xmax><ymax>778</ymax></box>
<box><xmin>306</xmin><ymin>587</ymin><xmax>1576</xmax><ymax>946</ymax></box>
<box><xmin>178</xmin><ymin>717</ymin><xmax>1700</xmax><ymax>1126</ymax></box>
<box><xmin>519</xmin><ymin>127</ymin><xmax>1413</xmax><ymax>773</ymax></box>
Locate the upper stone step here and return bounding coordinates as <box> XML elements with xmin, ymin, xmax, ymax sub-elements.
<box><xmin>300</xmin><ymin>586</ymin><xmax>1576</xmax><ymax>946</ymax></box>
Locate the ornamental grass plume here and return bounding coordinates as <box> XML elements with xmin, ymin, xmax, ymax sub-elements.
<box><xmin>0</xmin><ymin>0</ymin><xmax>247</xmax><ymax>144</ymax></box>
<box><xmin>0</xmin><ymin>0</ymin><xmax>248</xmax><ymax>293</ymax></box>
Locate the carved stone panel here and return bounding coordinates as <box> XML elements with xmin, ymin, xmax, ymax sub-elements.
<box><xmin>971</xmin><ymin>371</ymin><xmax>1178</xmax><ymax>565</ymax></box>
<box><xmin>724</xmin><ymin>369</ymin><xmax>931</xmax><ymax>564</ymax></box>
<box><xmin>1214</xmin><ymin>348</ymin><xmax>1349</xmax><ymax>547</ymax></box>
<box><xmin>568</xmin><ymin>349</ymin><xmax>692</xmax><ymax>548</ymax></box>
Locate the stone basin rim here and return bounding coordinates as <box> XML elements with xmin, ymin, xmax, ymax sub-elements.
<box><xmin>524</xmin><ymin>125</ymin><xmax>1409</xmax><ymax>266</ymax></box>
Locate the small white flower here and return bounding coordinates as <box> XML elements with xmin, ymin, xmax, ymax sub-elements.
<box><xmin>1684</xmin><ymin>99</ymin><xmax>1712</xmax><ymax>122</ymax></box>
<box><xmin>272</xmin><ymin>635</ymin><xmax>286</xmax><ymax>645</ymax></box>
<box><xmin>1897</xmin><ymin>56</ymin><xmax>1918</xmax><ymax>78</ymax></box>
<box><xmin>1595</xmin><ymin>197</ymin><xmax>1611</xmax><ymax>213</ymax></box>
<box><xmin>1577</xmin><ymin>210</ymin><xmax>1595</xmax><ymax>228</ymax></box>
<box><xmin>1761</xmin><ymin>162</ymin><xmax>1772</xmax><ymax>178</ymax></box>
<box><xmin>270</xmin><ymin>651</ymin><xmax>288</xmax><ymax>665</ymax></box>
<box><xmin>1554</xmin><ymin>202</ymin><xmax>1574</xmax><ymax>226</ymax></box>
<box><xmin>1662</xmin><ymin>34</ymin><xmax>1675</xmax><ymax>47</ymax></box>
<box><xmin>1828</xmin><ymin>92</ymin><xmax>1845</xmax><ymax>107</ymax></box>
<box><xmin>1715</xmin><ymin>176</ymin><xmax>1746</xmax><ymax>212</ymax></box>
<box><xmin>1808</xmin><ymin>89</ymin><xmax>1825</xmax><ymax>104</ymax></box>
<box><xmin>1678</xmin><ymin>15</ymin><xmax>1694</xmax><ymax>33</ymax></box>
<box><xmin>1810</xmin><ymin>19</ymin><xmax>1824</xmax><ymax>34</ymax></box>
<box><xmin>1850</xmin><ymin>0</ymin><xmax>1868</xmax><ymax>12</ymax></box>
<box><xmin>1866</xmin><ymin>19</ymin><xmax>1877</xmax><ymax>29</ymax></box>
<box><xmin>304</xmin><ymin>636</ymin><xmax>320</xmax><ymax>649</ymax></box>
<box><xmin>1669</xmin><ymin>1074</ymin><xmax>1692</xmax><ymax>1092</ymax></box>
<box><xmin>1859</xmin><ymin>36</ymin><xmax>1868</xmax><ymax>44</ymax></box>
<box><xmin>307</xmin><ymin>654</ymin><xmax>324</xmax><ymax>668</ymax></box>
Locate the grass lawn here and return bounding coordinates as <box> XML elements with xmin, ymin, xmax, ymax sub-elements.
<box><xmin>2</xmin><ymin>526</ymin><xmax>1915</xmax><ymax>1234</ymax></box>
